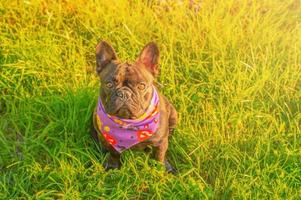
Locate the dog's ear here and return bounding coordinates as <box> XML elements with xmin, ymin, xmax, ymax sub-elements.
<box><xmin>96</xmin><ymin>41</ymin><xmax>117</xmax><ymax>74</ymax></box>
<box><xmin>137</xmin><ymin>42</ymin><xmax>159</xmax><ymax>76</ymax></box>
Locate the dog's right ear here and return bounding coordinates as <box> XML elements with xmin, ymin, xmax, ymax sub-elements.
<box><xmin>96</xmin><ymin>41</ymin><xmax>117</xmax><ymax>74</ymax></box>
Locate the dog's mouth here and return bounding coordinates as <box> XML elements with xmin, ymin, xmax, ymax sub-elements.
<box><xmin>116</xmin><ymin>107</ymin><xmax>134</xmax><ymax>119</ymax></box>
<box><xmin>103</xmin><ymin>94</ymin><xmax>146</xmax><ymax>120</ymax></box>
<box><xmin>111</xmin><ymin>104</ymin><xmax>140</xmax><ymax>120</ymax></box>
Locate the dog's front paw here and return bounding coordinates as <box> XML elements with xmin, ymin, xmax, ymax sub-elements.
<box><xmin>103</xmin><ymin>161</ymin><xmax>120</xmax><ymax>171</ymax></box>
<box><xmin>164</xmin><ymin>160</ymin><xmax>177</xmax><ymax>174</ymax></box>
<box><xmin>104</xmin><ymin>155</ymin><xmax>121</xmax><ymax>171</ymax></box>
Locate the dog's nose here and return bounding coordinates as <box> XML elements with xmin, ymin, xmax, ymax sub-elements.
<box><xmin>117</xmin><ymin>91</ymin><xmax>123</xmax><ymax>98</ymax></box>
<box><xmin>116</xmin><ymin>90</ymin><xmax>131</xmax><ymax>101</ymax></box>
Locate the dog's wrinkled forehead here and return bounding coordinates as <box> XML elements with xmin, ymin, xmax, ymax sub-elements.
<box><xmin>96</xmin><ymin>41</ymin><xmax>159</xmax><ymax>79</ymax></box>
<box><xmin>100</xmin><ymin>61</ymin><xmax>154</xmax><ymax>84</ymax></box>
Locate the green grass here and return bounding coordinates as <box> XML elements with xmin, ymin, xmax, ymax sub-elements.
<box><xmin>1</xmin><ymin>0</ymin><xmax>301</xmax><ymax>199</ymax></box>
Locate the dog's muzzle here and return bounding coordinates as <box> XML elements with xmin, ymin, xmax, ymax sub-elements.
<box><xmin>116</xmin><ymin>87</ymin><xmax>132</xmax><ymax>102</ymax></box>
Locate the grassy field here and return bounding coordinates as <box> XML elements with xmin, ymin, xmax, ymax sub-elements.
<box><xmin>1</xmin><ymin>0</ymin><xmax>301</xmax><ymax>199</ymax></box>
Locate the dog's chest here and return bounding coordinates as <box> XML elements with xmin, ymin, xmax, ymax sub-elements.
<box><xmin>94</xmin><ymin>89</ymin><xmax>161</xmax><ymax>153</ymax></box>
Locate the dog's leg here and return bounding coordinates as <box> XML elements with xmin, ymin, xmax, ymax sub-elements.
<box><xmin>92</xmin><ymin>109</ymin><xmax>121</xmax><ymax>169</ymax></box>
<box><xmin>104</xmin><ymin>152</ymin><xmax>121</xmax><ymax>170</ymax></box>
<box><xmin>164</xmin><ymin>104</ymin><xmax>178</xmax><ymax>174</ymax></box>
<box><xmin>152</xmin><ymin>138</ymin><xmax>177</xmax><ymax>174</ymax></box>
<box><xmin>168</xmin><ymin>103</ymin><xmax>177</xmax><ymax>134</ymax></box>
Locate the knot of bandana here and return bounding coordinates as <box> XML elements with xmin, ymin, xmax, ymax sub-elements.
<box><xmin>96</xmin><ymin>87</ymin><xmax>160</xmax><ymax>153</ymax></box>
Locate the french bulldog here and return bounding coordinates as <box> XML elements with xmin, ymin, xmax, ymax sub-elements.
<box><xmin>91</xmin><ymin>41</ymin><xmax>177</xmax><ymax>173</ymax></box>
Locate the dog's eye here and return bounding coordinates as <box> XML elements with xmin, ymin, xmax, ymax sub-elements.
<box><xmin>106</xmin><ymin>82</ymin><xmax>113</xmax><ymax>88</ymax></box>
<box><xmin>138</xmin><ymin>83</ymin><xmax>146</xmax><ymax>90</ymax></box>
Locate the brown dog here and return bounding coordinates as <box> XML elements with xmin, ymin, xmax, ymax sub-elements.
<box><xmin>91</xmin><ymin>41</ymin><xmax>177</xmax><ymax>173</ymax></box>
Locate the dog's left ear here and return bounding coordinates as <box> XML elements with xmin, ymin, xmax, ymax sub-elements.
<box><xmin>137</xmin><ymin>42</ymin><xmax>159</xmax><ymax>76</ymax></box>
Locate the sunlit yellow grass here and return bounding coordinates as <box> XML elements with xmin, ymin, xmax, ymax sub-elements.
<box><xmin>1</xmin><ymin>0</ymin><xmax>301</xmax><ymax>199</ymax></box>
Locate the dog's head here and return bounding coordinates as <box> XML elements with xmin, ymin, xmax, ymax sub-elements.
<box><xmin>95</xmin><ymin>41</ymin><xmax>159</xmax><ymax>119</ymax></box>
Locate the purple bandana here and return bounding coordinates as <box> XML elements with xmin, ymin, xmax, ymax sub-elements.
<box><xmin>95</xmin><ymin>87</ymin><xmax>160</xmax><ymax>153</ymax></box>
